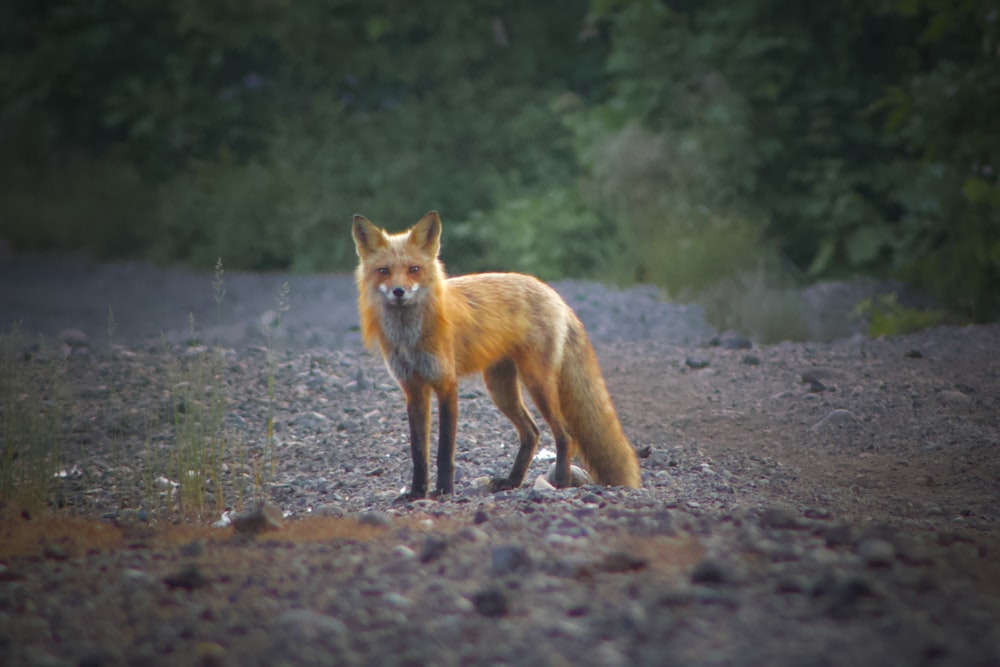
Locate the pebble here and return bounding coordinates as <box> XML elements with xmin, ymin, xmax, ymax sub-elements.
<box><xmin>857</xmin><ymin>538</ymin><xmax>896</xmax><ymax>567</ymax></box>
<box><xmin>471</xmin><ymin>588</ymin><xmax>508</xmax><ymax>617</ymax></box>
<box><xmin>274</xmin><ymin>609</ymin><xmax>347</xmax><ymax>639</ymax></box>
<box><xmin>419</xmin><ymin>535</ymin><xmax>449</xmax><ymax>563</ymax></box>
<box><xmin>491</xmin><ymin>545</ymin><xmax>532</xmax><ymax>575</ymax></box>
<box><xmin>810</xmin><ymin>409</ymin><xmax>857</xmax><ymax>432</ymax></box>
<box><xmin>163</xmin><ymin>565</ymin><xmax>209</xmax><ymax>591</ymax></box>
<box><xmin>356</xmin><ymin>510</ymin><xmax>392</xmax><ymax>527</ymax></box>
<box><xmin>691</xmin><ymin>557</ymin><xmax>731</xmax><ymax>584</ymax></box>
<box><xmin>760</xmin><ymin>505</ymin><xmax>799</xmax><ymax>530</ymax></box>
<box><xmin>231</xmin><ymin>500</ymin><xmax>283</xmax><ymax>535</ymax></box>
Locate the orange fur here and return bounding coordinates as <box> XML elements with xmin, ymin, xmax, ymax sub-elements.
<box><xmin>352</xmin><ymin>211</ymin><xmax>640</xmax><ymax>499</ymax></box>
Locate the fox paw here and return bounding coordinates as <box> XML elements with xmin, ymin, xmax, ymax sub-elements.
<box><xmin>488</xmin><ymin>477</ymin><xmax>521</xmax><ymax>493</ymax></box>
<box><xmin>392</xmin><ymin>491</ymin><xmax>426</xmax><ymax>505</ymax></box>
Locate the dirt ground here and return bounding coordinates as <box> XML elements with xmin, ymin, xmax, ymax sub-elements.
<box><xmin>1</xmin><ymin>255</ymin><xmax>998</xmax><ymax>667</ymax></box>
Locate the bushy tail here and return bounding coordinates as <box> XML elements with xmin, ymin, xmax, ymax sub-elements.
<box><xmin>557</xmin><ymin>320</ymin><xmax>641</xmax><ymax>487</ymax></box>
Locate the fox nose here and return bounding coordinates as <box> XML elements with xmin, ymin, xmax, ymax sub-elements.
<box><xmin>392</xmin><ymin>287</ymin><xmax>406</xmax><ymax>298</ymax></box>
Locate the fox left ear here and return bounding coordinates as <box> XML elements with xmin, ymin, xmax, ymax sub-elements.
<box><xmin>408</xmin><ymin>211</ymin><xmax>442</xmax><ymax>255</ymax></box>
<box><xmin>352</xmin><ymin>214</ymin><xmax>387</xmax><ymax>258</ymax></box>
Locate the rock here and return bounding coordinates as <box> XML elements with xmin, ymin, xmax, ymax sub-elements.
<box><xmin>811</xmin><ymin>409</ymin><xmax>856</xmax><ymax>432</ymax></box>
<box><xmin>691</xmin><ymin>557</ymin><xmax>731</xmax><ymax>585</ymax></box>
<box><xmin>801</xmin><ymin>367</ymin><xmax>844</xmax><ymax>392</ymax></box>
<box><xmin>356</xmin><ymin>510</ymin><xmax>392</xmax><ymax>528</ymax></box>
<box><xmin>231</xmin><ymin>500</ymin><xmax>283</xmax><ymax>535</ymax></box>
<box><xmin>685</xmin><ymin>357</ymin><xmax>710</xmax><ymax>369</ymax></box>
<box><xmin>275</xmin><ymin>609</ymin><xmax>347</xmax><ymax>639</ymax></box>
<box><xmin>857</xmin><ymin>538</ymin><xmax>896</xmax><ymax>567</ymax></box>
<box><xmin>742</xmin><ymin>354</ymin><xmax>761</xmax><ymax>366</ymax></box>
<box><xmin>419</xmin><ymin>535</ymin><xmax>449</xmax><ymax>563</ymax></box>
<box><xmin>42</xmin><ymin>542</ymin><xmax>70</xmax><ymax>561</ymax></box>
<box><xmin>938</xmin><ymin>390</ymin><xmax>972</xmax><ymax>407</ymax></box>
<box><xmin>533</xmin><ymin>474</ymin><xmax>556</xmax><ymax>491</ymax></box>
<box><xmin>545</xmin><ymin>463</ymin><xmax>592</xmax><ymax>488</ymax></box>
<box><xmin>471</xmin><ymin>588</ymin><xmax>508</xmax><ymax>617</ymax></box>
<box><xmin>721</xmin><ymin>334</ymin><xmax>753</xmax><ymax>350</ymax></box>
<box><xmin>180</xmin><ymin>539</ymin><xmax>205</xmax><ymax>557</ymax></box>
<box><xmin>163</xmin><ymin>564</ymin><xmax>209</xmax><ymax>591</ymax></box>
<box><xmin>599</xmin><ymin>552</ymin><xmax>647</xmax><ymax>573</ymax></box>
<box><xmin>760</xmin><ymin>505</ymin><xmax>799</xmax><ymax>530</ymax></box>
<box><xmin>292</xmin><ymin>411</ymin><xmax>331</xmax><ymax>432</ymax></box>
<box><xmin>491</xmin><ymin>545</ymin><xmax>532</xmax><ymax>575</ymax></box>
<box><xmin>473</xmin><ymin>508</ymin><xmax>490</xmax><ymax>525</ymax></box>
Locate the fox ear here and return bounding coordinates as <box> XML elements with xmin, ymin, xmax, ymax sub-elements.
<box><xmin>408</xmin><ymin>210</ymin><xmax>442</xmax><ymax>256</ymax></box>
<box><xmin>352</xmin><ymin>214</ymin><xmax>387</xmax><ymax>258</ymax></box>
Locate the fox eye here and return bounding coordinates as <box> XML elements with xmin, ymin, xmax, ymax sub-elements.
<box><xmin>377</xmin><ymin>267</ymin><xmax>390</xmax><ymax>276</ymax></box>
<box><xmin>408</xmin><ymin>265</ymin><xmax>421</xmax><ymax>274</ymax></box>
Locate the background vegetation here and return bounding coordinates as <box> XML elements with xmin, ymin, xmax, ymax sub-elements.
<box><xmin>2</xmin><ymin>0</ymin><xmax>998</xmax><ymax>322</ymax></box>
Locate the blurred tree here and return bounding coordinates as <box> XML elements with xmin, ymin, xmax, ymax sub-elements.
<box><xmin>587</xmin><ymin>0</ymin><xmax>1000</xmax><ymax>318</ymax></box>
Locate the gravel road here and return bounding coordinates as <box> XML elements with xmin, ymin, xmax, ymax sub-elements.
<box><xmin>1</xmin><ymin>254</ymin><xmax>998</xmax><ymax>667</ymax></box>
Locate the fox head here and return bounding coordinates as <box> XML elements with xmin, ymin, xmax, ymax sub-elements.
<box><xmin>352</xmin><ymin>211</ymin><xmax>443</xmax><ymax>308</ymax></box>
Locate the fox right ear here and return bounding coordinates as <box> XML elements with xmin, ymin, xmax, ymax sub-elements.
<box><xmin>352</xmin><ymin>215</ymin><xmax>387</xmax><ymax>258</ymax></box>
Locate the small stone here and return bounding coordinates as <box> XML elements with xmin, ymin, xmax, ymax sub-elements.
<box><xmin>545</xmin><ymin>463</ymin><xmax>592</xmax><ymax>488</ymax></box>
<box><xmin>471</xmin><ymin>588</ymin><xmax>508</xmax><ymax>617</ymax></box>
<box><xmin>292</xmin><ymin>411</ymin><xmax>331</xmax><ymax>432</ymax></box>
<box><xmin>196</xmin><ymin>641</ymin><xmax>226</xmax><ymax>667</ymax></box>
<box><xmin>857</xmin><ymin>538</ymin><xmax>895</xmax><ymax>567</ymax></box>
<box><xmin>760</xmin><ymin>505</ymin><xmax>799</xmax><ymax>530</ymax></box>
<box><xmin>741</xmin><ymin>354</ymin><xmax>761</xmax><ymax>366</ymax></box>
<box><xmin>939</xmin><ymin>390</ymin><xmax>972</xmax><ymax>407</ymax></box>
<box><xmin>599</xmin><ymin>552</ymin><xmax>647</xmax><ymax>573</ymax></box>
<box><xmin>275</xmin><ymin>609</ymin><xmax>347</xmax><ymax>639</ymax></box>
<box><xmin>810</xmin><ymin>409</ymin><xmax>856</xmax><ymax>432</ymax></box>
<box><xmin>691</xmin><ymin>558</ymin><xmax>730</xmax><ymax>584</ymax></box>
<box><xmin>455</xmin><ymin>526</ymin><xmax>488</xmax><ymax>543</ymax></box>
<box><xmin>180</xmin><ymin>539</ymin><xmax>205</xmax><ymax>557</ymax></box>
<box><xmin>473</xmin><ymin>508</ymin><xmax>490</xmax><ymax>525</ymax></box>
<box><xmin>383</xmin><ymin>592</ymin><xmax>412</xmax><ymax>608</ymax></box>
<box><xmin>43</xmin><ymin>542</ymin><xmax>69</xmax><ymax>561</ymax></box>
<box><xmin>419</xmin><ymin>535</ymin><xmax>449</xmax><ymax>563</ymax></box>
<box><xmin>533</xmin><ymin>474</ymin><xmax>556</xmax><ymax>491</ymax></box>
<box><xmin>356</xmin><ymin>510</ymin><xmax>392</xmax><ymax>528</ymax></box>
<box><xmin>163</xmin><ymin>564</ymin><xmax>209</xmax><ymax>591</ymax></box>
<box><xmin>392</xmin><ymin>545</ymin><xmax>417</xmax><ymax>560</ymax></box>
<box><xmin>721</xmin><ymin>334</ymin><xmax>753</xmax><ymax>350</ymax></box>
<box><xmin>823</xmin><ymin>524</ymin><xmax>854</xmax><ymax>547</ymax></box>
<box><xmin>491</xmin><ymin>545</ymin><xmax>531</xmax><ymax>575</ymax></box>
<box><xmin>231</xmin><ymin>500</ymin><xmax>283</xmax><ymax>535</ymax></box>
<box><xmin>685</xmin><ymin>357</ymin><xmax>710</xmax><ymax>369</ymax></box>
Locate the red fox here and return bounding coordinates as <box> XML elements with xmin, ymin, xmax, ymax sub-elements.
<box><xmin>352</xmin><ymin>211</ymin><xmax>641</xmax><ymax>500</ymax></box>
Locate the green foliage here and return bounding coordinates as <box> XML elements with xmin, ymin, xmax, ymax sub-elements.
<box><xmin>1</xmin><ymin>0</ymin><xmax>998</xmax><ymax>322</ymax></box>
<box><xmin>449</xmin><ymin>188</ymin><xmax>614</xmax><ymax>281</ymax></box>
<box><xmin>853</xmin><ymin>292</ymin><xmax>946</xmax><ymax>338</ymax></box>
<box><xmin>151</xmin><ymin>86</ymin><xmax>578</xmax><ymax>272</ymax></box>
<box><xmin>0</xmin><ymin>154</ymin><xmax>153</xmax><ymax>257</ymax></box>
<box><xmin>585</xmin><ymin>0</ymin><xmax>1000</xmax><ymax>319</ymax></box>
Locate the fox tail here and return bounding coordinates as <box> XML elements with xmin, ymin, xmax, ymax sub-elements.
<box><xmin>558</xmin><ymin>320</ymin><xmax>641</xmax><ymax>487</ymax></box>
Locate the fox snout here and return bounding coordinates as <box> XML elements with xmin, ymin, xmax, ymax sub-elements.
<box><xmin>380</xmin><ymin>282</ymin><xmax>420</xmax><ymax>305</ymax></box>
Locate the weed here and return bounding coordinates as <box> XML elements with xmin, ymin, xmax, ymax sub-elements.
<box><xmin>0</xmin><ymin>327</ymin><xmax>68</xmax><ymax>512</ymax></box>
<box><xmin>854</xmin><ymin>293</ymin><xmax>946</xmax><ymax>338</ymax></box>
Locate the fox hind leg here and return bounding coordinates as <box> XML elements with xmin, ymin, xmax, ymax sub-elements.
<box><xmin>518</xmin><ymin>370</ymin><xmax>575</xmax><ymax>489</ymax></box>
<box><xmin>484</xmin><ymin>359</ymin><xmax>540</xmax><ymax>491</ymax></box>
